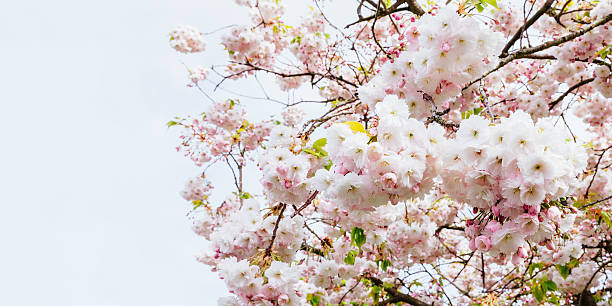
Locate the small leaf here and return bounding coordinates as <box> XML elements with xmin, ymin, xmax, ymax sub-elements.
<box><xmin>379</xmin><ymin>259</ymin><xmax>392</xmax><ymax>272</ymax></box>
<box><xmin>344</xmin><ymin>250</ymin><xmax>357</xmax><ymax>265</ymax></box>
<box><xmin>482</xmin><ymin>0</ymin><xmax>499</xmax><ymax>9</ymax></box>
<box><xmin>312</xmin><ymin>138</ymin><xmax>327</xmax><ymax>151</ymax></box>
<box><xmin>350</xmin><ymin>227</ymin><xmax>366</xmax><ymax>248</ymax></box>
<box><xmin>342</xmin><ymin>121</ymin><xmax>367</xmax><ymax>134</ymax></box>
<box><xmin>533</xmin><ymin>285</ymin><xmax>545</xmax><ymax>302</ymax></box>
<box><xmin>307</xmin><ymin>293</ymin><xmax>320</xmax><ymax>306</ymax></box>
<box><xmin>541</xmin><ymin>280</ymin><xmax>558</xmax><ymax>292</ymax></box>
<box><xmin>167</xmin><ymin>120</ymin><xmax>179</xmax><ymax>127</ymax></box>
<box><xmin>555</xmin><ymin>265</ymin><xmax>570</xmax><ymax>279</ymax></box>
<box><xmin>240</xmin><ymin>192</ymin><xmax>252</xmax><ymax>199</ymax></box>
<box><xmin>324</xmin><ymin>159</ymin><xmax>333</xmax><ymax>170</ymax></box>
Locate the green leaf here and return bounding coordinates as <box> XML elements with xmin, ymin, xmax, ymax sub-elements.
<box><xmin>307</xmin><ymin>293</ymin><xmax>320</xmax><ymax>306</ymax></box>
<box><xmin>351</xmin><ymin>227</ymin><xmax>366</xmax><ymax>248</ymax></box>
<box><xmin>476</xmin><ymin>3</ymin><xmax>484</xmax><ymax>12</ymax></box>
<box><xmin>240</xmin><ymin>192</ymin><xmax>252</xmax><ymax>199</ymax></box>
<box><xmin>533</xmin><ymin>284</ymin><xmax>545</xmax><ymax>302</ymax></box>
<box><xmin>378</xmin><ymin>259</ymin><xmax>392</xmax><ymax>272</ymax></box>
<box><xmin>192</xmin><ymin>200</ymin><xmax>205</xmax><ymax>209</ymax></box>
<box><xmin>167</xmin><ymin>120</ymin><xmax>179</xmax><ymax>127</ymax></box>
<box><xmin>473</xmin><ymin>107</ymin><xmax>483</xmax><ymax>115</ymax></box>
<box><xmin>302</xmin><ymin>149</ymin><xmax>317</xmax><ymax>156</ymax></box>
<box><xmin>313</xmin><ymin>138</ymin><xmax>327</xmax><ymax>152</ymax></box>
<box><xmin>555</xmin><ymin>265</ymin><xmax>570</xmax><ymax>279</ymax></box>
<box><xmin>482</xmin><ymin>0</ymin><xmax>499</xmax><ymax>9</ymax></box>
<box><xmin>541</xmin><ymin>280</ymin><xmax>558</xmax><ymax>292</ymax></box>
<box><xmin>568</xmin><ymin>258</ymin><xmax>580</xmax><ymax>269</ymax></box>
<box><xmin>528</xmin><ymin>263</ymin><xmax>543</xmax><ymax>276</ymax></box>
<box><xmin>324</xmin><ymin>159</ymin><xmax>333</xmax><ymax>170</ymax></box>
<box><xmin>344</xmin><ymin>250</ymin><xmax>357</xmax><ymax>265</ymax></box>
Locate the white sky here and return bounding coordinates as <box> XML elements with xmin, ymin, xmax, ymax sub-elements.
<box><xmin>0</xmin><ymin>0</ymin><xmax>257</xmax><ymax>305</ymax></box>
<box><xmin>0</xmin><ymin>1</ymin><xmax>591</xmax><ymax>305</ymax></box>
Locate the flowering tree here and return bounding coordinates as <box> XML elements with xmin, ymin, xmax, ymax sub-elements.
<box><xmin>168</xmin><ymin>0</ymin><xmax>612</xmax><ymax>304</ymax></box>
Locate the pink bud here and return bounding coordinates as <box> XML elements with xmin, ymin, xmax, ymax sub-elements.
<box><xmin>380</xmin><ymin>173</ymin><xmax>397</xmax><ymax>189</ymax></box>
<box><xmin>475</xmin><ymin>235</ymin><xmax>492</xmax><ymax>252</ymax></box>
<box><xmin>276</xmin><ymin>165</ymin><xmax>288</xmax><ymax>176</ymax></box>
<box><xmin>468</xmin><ymin>238</ymin><xmax>476</xmax><ymax>251</ymax></box>
<box><xmin>492</xmin><ymin>205</ymin><xmax>501</xmax><ymax>217</ymax></box>
<box><xmin>546</xmin><ymin>206</ymin><xmax>562</xmax><ymax>222</ymax></box>
<box><xmin>545</xmin><ymin>240</ymin><xmax>555</xmax><ymax>251</ymax></box>
<box><xmin>511</xmin><ymin>253</ymin><xmax>522</xmax><ymax>265</ymax></box>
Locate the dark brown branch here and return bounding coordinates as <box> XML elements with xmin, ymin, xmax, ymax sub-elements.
<box><xmin>367</xmin><ymin>276</ymin><xmax>430</xmax><ymax>306</ymax></box>
<box><xmin>508</xmin><ymin>13</ymin><xmax>612</xmax><ymax>57</ymax></box>
<box><xmin>500</xmin><ymin>0</ymin><xmax>555</xmax><ymax>57</ymax></box>
<box><xmin>291</xmin><ymin>190</ymin><xmax>320</xmax><ymax>217</ymax></box>
<box><xmin>584</xmin><ymin>145</ymin><xmax>612</xmax><ymax>198</ymax></box>
<box><xmin>265</xmin><ymin>203</ymin><xmax>287</xmax><ymax>255</ymax></box>
<box><xmin>466</xmin><ymin>14</ymin><xmax>612</xmax><ymax>90</ymax></box>
<box><xmin>345</xmin><ymin>0</ymin><xmax>424</xmax><ymax>28</ymax></box>
<box><xmin>578</xmin><ymin>259</ymin><xmax>612</xmax><ymax>305</ymax></box>
<box><xmin>548</xmin><ymin>77</ymin><xmax>595</xmax><ymax>111</ymax></box>
<box><xmin>580</xmin><ymin>194</ymin><xmax>612</xmax><ymax>210</ymax></box>
<box><xmin>299</xmin><ymin>242</ymin><xmax>325</xmax><ymax>257</ymax></box>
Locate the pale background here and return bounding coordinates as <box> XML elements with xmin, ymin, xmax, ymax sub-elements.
<box><xmin>0</xmin><ymin>1</ymin><xmax>589</xmax><ymax>305</ymax></box>
<box><xmin>0</xmin><ymin>0</ymin><xmax>257</xmax><ymax>305</ymax></box>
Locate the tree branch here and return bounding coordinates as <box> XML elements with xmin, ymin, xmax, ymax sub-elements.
<box><xmin>367</xmin><ymin>276</ymin><xmax>430</xmax><ymax>306</ymax></box>
<box><xmin>500</xmin><ymin>0</ymin><xmax>555</xmax><ymax>57</ymax></box>
<box><xmin>548</xmin><ymin>77</ymin><xmax>595</xmax><ymax>111</ymax></box>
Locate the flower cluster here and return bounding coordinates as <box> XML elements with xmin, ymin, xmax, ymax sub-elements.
<box><xmin>181</xmin><ymin>175</ymin><xmax>213</xmax><ymax>202</ymax></box>
<box><xmin>440</xmin><ymin>111</ymin><xmax>587</xmax><ymax>258</ymax></box>
<box><xmin>172</xmin><ymin>100</ymin><xmax>270</xmax><ymax>166</ymax></box>
<box><xmin>217</xmin><ymin>257</ymin><xmax>302</xmax><ymax>305</ymax></box>
<box><xmin>198</xmin><ymin>198</ymin><xmax>305</xmax><ymax>264</ymax></box>
<box><xmin>187</xmin><ymin>67</ymin><xmax>210</xmax><ymax>86</ymax></box>
<box><xmin>312</xmin><ymin>96</ymin><xmax>442</xmax><ymax>210</ymax></box>
<box><xmin>358</xmin><ymin>7</ymin><xmax>504</xmax><ymax>118</ymax></box>
<box><xmin>169</xmin><ymin>25</ymin><xmax>207</xmax><ymax>53</ymax></box>
<box><xmin>593</xmin><ymin>65</ymin><xmax>612</xmax><ymax>98</ymax></box>
<box><xmin>575</xmin><ymin>92</ymin><xmax>612</xmax><ymax>127</ymax></box>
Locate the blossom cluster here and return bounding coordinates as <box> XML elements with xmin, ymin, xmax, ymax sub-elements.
<box><xmin>181</xmin><ymin>175</ymin><xmax>213</xmax><ymax>202</ymax></box>
<box><xmin>217</xmin><ymin>257</ymin><xmax>302</xmax><ymax>305</ymax></box>
<box><xmin>172</xmin><ymin>100</ymin><xmax>270</xmax><ymax>166</ymax></box>
<box><xmin>312</xmin><ymin>96</ymin><xmax>442</xmax><ymax>210</ymax></box>
<box><xmin>187</xmin><ymin>67</ymin><xmax>210</xmax><ymax>86</ymax></box>
<box><xmin>358</xmin><ymin>7</ymin><xmax>505</xmax><ymax>119</ymax></box>
<box><xmin>440</xmin><ymin>110</ymin><xmax>587</xmax><ymax>259</ymax></box>
<box><xmin>169</xmin><ymin>25</ymin><xmax>207</xmax><ymax>53</ymax></box>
